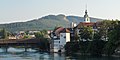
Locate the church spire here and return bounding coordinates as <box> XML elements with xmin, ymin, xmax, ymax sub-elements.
<box><xmin>86</xmin><ymin>4</ymin><xmax>87</xmax><ymax>10</ymax></box>
<box><xmin>85</xmin><ymin>9</ymin><xmax>88</xmax><ymax>14</ymax></box>
<box><xmin>85</xmin><ymin>4</ymin><xmax>88</xmax><ymax>14</ymax></box>
<box><xmin>84</xmin><ymin>5</ymin><xmax>90</xmax><ymax>23</ymax></box>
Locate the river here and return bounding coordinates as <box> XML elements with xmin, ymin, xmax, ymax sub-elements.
<box><xmin>0</xmin><ymin>47</ymin><xmax>119</xmax><ymax>60</ymax></box>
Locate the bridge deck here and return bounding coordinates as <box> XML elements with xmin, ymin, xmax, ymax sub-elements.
<box><xmin>0</xmin><ymin>38</ymin><xmax>50</xmax><ymax>52</ymax></box>
<box><xmin>0</xmin><ymin>38</ymin><xmax>42</xmax><ymax>44</ymax></box>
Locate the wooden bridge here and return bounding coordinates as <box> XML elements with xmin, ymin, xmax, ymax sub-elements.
<box><xmin>0</xmin><ymin>38</ymin><xmax>42</xmax><ymax>44</ymax></box>
<box><xmin>0</xmin><ymin>38</ymin><xmax>50</xmax><ymax>52</ymax></box>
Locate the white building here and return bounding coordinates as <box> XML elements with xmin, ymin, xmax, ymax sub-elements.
<box><xmin>70</xmin><ymin>22</ymin><xmax>77</xmax><ymax>28</ymax></box>
<box><xmin>50</xmin><ymin>27</ymin><xmax>70</xmax><ymax>52</ymax></box>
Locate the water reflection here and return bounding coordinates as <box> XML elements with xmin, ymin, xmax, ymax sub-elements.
<box><xmin>0</xmin><ymin>47</ymin><xmax>119</xmax><ymax>60</ymax></box>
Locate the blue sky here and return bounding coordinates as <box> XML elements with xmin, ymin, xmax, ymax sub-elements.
<box><xmin>0</xmin><ymin>0</ymin><xmax>120</xmax><ymax>24</ymax></box>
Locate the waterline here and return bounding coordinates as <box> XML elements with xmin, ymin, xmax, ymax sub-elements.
<box><xmin>0</xmin><ymin>47</ymin><xmax>119</xmax><ymax>60</ymax></box>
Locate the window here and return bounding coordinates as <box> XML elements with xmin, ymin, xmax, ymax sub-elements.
<box><xmin>54</xmin><ymin>44</ymin><xmax>58</xmax><ymax>46</ymax></box>
<box><xmin>61</xmin><ymin>34</ymin><xmax>63</xmax><ymax>37</ymax></box>
<box><xmin>64</xmin><ymin>36</ymin><xmax>66</xmax><ymax>38</ymax></box>
<box><xmin>54</xmin><ymin>40</ymin><xmax>61</xmax><ymax>43</ymax></box>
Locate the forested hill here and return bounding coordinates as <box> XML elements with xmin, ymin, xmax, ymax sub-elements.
<box><xmin>0</xmin><ymin>14</ymin><xmax>103</xmax><ymax>32</ymax></box>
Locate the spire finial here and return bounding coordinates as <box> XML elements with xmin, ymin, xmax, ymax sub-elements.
<box><xmin>86</xmin><ymin>4</ymin><xmax>87</xmax><ymax>10</ymax></box>
<box><xmin>85</xmin><ymin>4</ymin><xmax>88</xmax><ymax>14</ymax></box>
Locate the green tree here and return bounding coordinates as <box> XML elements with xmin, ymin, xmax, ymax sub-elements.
<box><xmin>25</xmin><ymin>31</ymin><xmax>29</xmax><ymax>35</ymax></box>
<box><xmin>34</xmin><ymin>30</ymin><xmax>50</xmax><ymax>51</ymax></box>
<box><xmin>74</xmin><ymin>32</ymin><xmax>80</xmax><ymax>42</ymax></box>
<box><xmin>38</xmin><ymin>39</ymin><xmax>50</xmax><ymax>51</ymax></box>
<box><xmin>87</xmin><ymin>31</ymin><xmax>105</xmax><ymax>56</ymax></box>
<box><xmin>104</xmin><ymin>21</ymin><xmax>120</xmax><ymax>55</ymax></box>
<box><xmin>79</xmin><ymin>41</ymin><xmax>89</xmax><ymax>55</ymax></box>
<box><xmin>97</xmin><ymin>20</ymin><xmax>116</xmax><ymax>41</ymax></box>
<box><xmin>74</xmin><ymin>27</ymin><xmax>94</xmax><ymax>54</ymax></box>
<box><xmin>35</xmin><ymin>32</ymin><xmax>43</xmax><ymax>38</ymax></box>
<box><xmin>23</xmin><ymin>35</ymin><xmax>30</xmax><ymax>39</ymax></box>
<box><xmin>34</xmin><ymin>30</ymin><xmax>48</xmax><ymax>38</ymax></box>
<box><xmin>1</xmin><ymin>28</ymin><xmax>8</xmax><ymax>39</ymax></box>
<box><xmin>65</xmin><ymin>42</ymin><xmax>80</xmax><ymax>53</ymax></box>
<box><xmin>79</xmin><ymin>27</ymin><xmax>93</xmax><ymax>41</ymax></box>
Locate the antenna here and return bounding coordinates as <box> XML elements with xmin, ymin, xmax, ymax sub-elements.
<box><xmin>86</xmin><ymin>4</ymin><xmax>87</xmax><ymax>10</ymax></box>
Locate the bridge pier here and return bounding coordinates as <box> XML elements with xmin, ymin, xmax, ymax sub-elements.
<box><xmin>2</xmin><ymin>46</ymin><xmax>8</xmax><ymax>52</ymax></box>
<box><xmin>24</xmin><ymin>47</ymin><xmax>28</xmax><ymax>52</ymax></box>
<box><xmin>5</xmin><ymin>47</ymin><xmax>8</xmax><ymax>52</ymax></box>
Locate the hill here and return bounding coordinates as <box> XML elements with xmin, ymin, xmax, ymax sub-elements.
<box><xmin>0</xmin><ymin>14</ymin><xmax>103</xmax><ymax>32</ymax></box>
<box><xmin>67</xmin><ymin>16</ymin><xmax>103</xmax><ymax>24</ymax></box>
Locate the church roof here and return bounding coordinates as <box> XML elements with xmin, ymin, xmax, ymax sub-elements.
<box><xmin>76</xmin><ymin>22</ymin><xmax>96</xmax><ymax>29</ymax></box>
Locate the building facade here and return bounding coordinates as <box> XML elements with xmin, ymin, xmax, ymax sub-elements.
<box><xmin>50</xmin><ymin>27</ymin><xmax>70</xmax><ymax>52</ymax></box>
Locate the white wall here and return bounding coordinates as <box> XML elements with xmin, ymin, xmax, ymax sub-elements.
<box><xmin>60</xmin><ymin>33</ymin><xmax>66</xmax><ymax>46</ymax></box>
<box><xmin>66</xmin><ymin>33</ymin><xmax>70</xmax><ymax>42</ymax></box>
<box><xmin>53</xmin><ymin>39</ymin><xmax>60</xmax><ymax>52</ymax></box>
<box><xmin>51</xmin><ymin>32</ymin><xmax>70</xmax><ymax>52</ymax></box>
<box><xmin>60</xmin><ymin>33</ymin><xmax>70</xmax><ymax>48</ymax></box>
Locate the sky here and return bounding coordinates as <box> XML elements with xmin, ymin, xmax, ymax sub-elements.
<box><xmin>0</xmin><ymin>0</ymin><xmax>120</xmax><ymax>24</ymax></box>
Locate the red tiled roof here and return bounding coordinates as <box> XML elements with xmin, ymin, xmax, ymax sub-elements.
<box><xmin>61</xmin><ymin>28</ymin><xmax>70</xmax><ymax>33</ymax></box>
<box><xmin>54</xmin><ymin>27</ymin><xmax>70</xmax><ymax>36</ymax></box>
<box><xmin>55</xmin><ymin>27</ymin><xmax>64</xmax><ymax>35</ymax></box>
<box><xmin>77</xmin><ymin>22</ymin><xmax>96</xmax><ymax>28</ymax></box>
<box><xmin>81</xmin><ymin>22</ymin><xmax>95</xmax><ymax>26</ymax></box>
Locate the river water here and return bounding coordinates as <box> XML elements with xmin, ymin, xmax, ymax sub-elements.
<box><xmin>0</xmin><ymin>47</ymin><xmax>119</xmax><ymax>60</ymax></box>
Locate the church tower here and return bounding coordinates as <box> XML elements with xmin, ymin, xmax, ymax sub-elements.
<box><xmin>84</xmin><ymin>9</ymin><xmax>90</xmax><ymax>23</ymax></box>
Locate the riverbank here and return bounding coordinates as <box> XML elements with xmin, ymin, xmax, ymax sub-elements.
<box><xmin>71</xmin><ymin>52</ymin><xmax>120</xmax><ymax>58</ymax></box>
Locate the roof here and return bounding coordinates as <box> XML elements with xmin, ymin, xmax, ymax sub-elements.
<box><xmin>61</xmin><ymin>28</ymin><xmax>70</xmax><ymax>33</ymax></box>
<box><xmin>54</xmin><ymin>27</ymin><xmax>70</xmax><ymax>36</ymax></box>
<box><xmin>55</xmin><ymin>27</ymin><xmax>64</xmax><ymax>35</ymax></box>
<box><xmin>76</xmin><ymin>22</ymin><xmax>96</xmax><ymax>29</ymax></box>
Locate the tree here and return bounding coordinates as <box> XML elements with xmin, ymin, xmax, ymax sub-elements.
<box><xmin>65</xmin><ymin>42</ymin><xmax>80</xmax><ymax>53</ymax></box>
<box><xmin>79</xmin><ymin>27</ymin><xmax>93</xmax><ymax>41</ymax></box>
<box><xmin>1</xmin><ymin>28</ymin><xmax>8</xmax><ymax>39</ymax></box>
<box><xmin>25</xmin><ymin>31</ymin><xmax>29</xmax><ymax>35</ymax></box>
<box><xmin>104</xmin><ymin>21</ymin><xmax>120</xmax><ymax>55</ymax></box>
<box><xmin>34</xmin><ymin>30</ymin><xmax>50</xmax><ymax>51</ymax></box>
<box><xmin>79</xmin><ymin>41</ymin><xmax>89</xmax><ymax>54</ymax></box>
<box><xmin>87</xmin><ymin>31</ymin><xmax>105</xmax><ymax>56</ymax></box>
<box><xmin>74</xmin><ymin>32</ymin><xmax>80</xmax><ymax>42</ymax></box>
<box><xmin>35</xmin><ymin>32</ymin><xmax>44</xmax><ymax>38</ymax></box>
<box><xmin>75</xmin><ymin>27</ymin><xmax>94</xmax><ymax>54</ymax></box>
<box><xmin>97</xmin><ymin>20</ymin><xmax>111</xmax><ymax>41</ymax></box>
<box><xmin>34</xmin><ymin>30</ymin><xmax>48</xmax><ymax>38</ymax></box>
